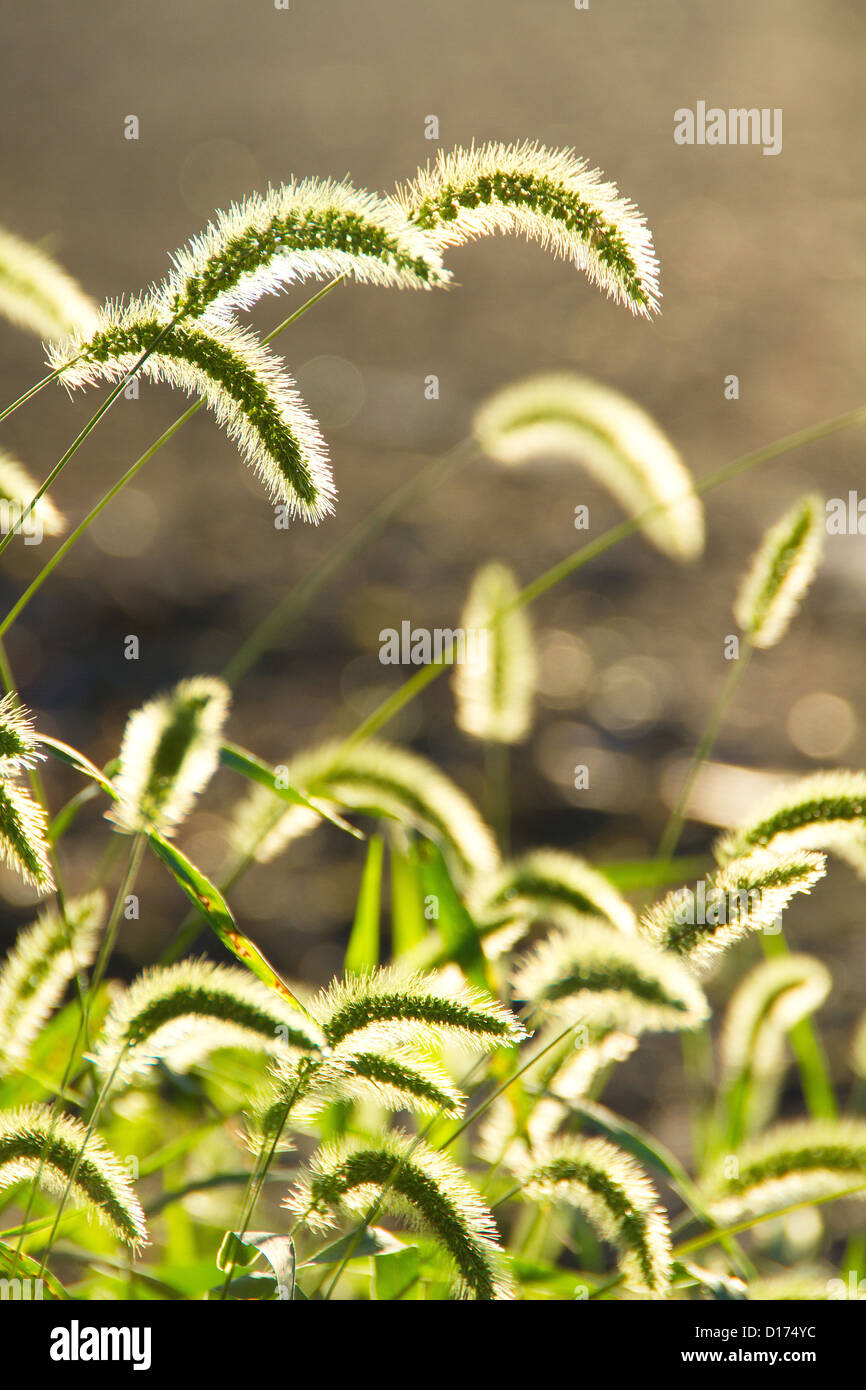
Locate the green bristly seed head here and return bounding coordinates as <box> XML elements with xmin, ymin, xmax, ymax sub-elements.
<box><xmin>0</xmin><ymin>892</ymin><xmax>104</xmax><ymax>1076</ymax></box>
<box><xmin>0</xmin><ymin>1105</ymin><xmax>147</xmax><ymax>1248</ymax></box>
<box><xmin>452</xmin><ymin>561</ymin><xmax>536</xmax><ymax>745</ymax></box>
<box><xmin>473</xmin><ymin>373</ymin><xmax>703</xmax><ymax>562</ymax></box>
<box><xmin>316</xmin><ymin>967</ymin><xmax>526</xmax><ymax>1053</ymax></box>
<box><xmin>734</xmin><ymin>493</ymin><xmax>824</xmax><ymax>648</ymax></box>
<box><xmin>232</xmin><ymin>736</ymin><xmax>499</xmax><ymax>882</ymax></box>
<box><xmin>285</xmin><ymin>1133</ymin><xmax>511</xmax><ymax>1299</ymax></box>
<box><xmin>641</xmin><ymin>850</ymin><xmax>827</xmax><ymax>970</ymax></box>
<box><xmin>160</xmin><ymin>177</ymin><xmax>449</xmax><ymax>321</ymax></box>
<box><xmin>0</xmin><ymin>692</ymin><xmax>44</xmax><ymax>773</ymax></box>
<box><xmin>396</xmin><ymin>142</ymin><xmax>660</xmax><ymax>317</ymax></box>
<box><xmin>108</xmin><ymin>675</ymin><xmax>229</xmax><ymax>837</ymax></box>
<box><xmin>702</xmin><ymin>1120</ymin><xmax>866</xmax><ymax>1225</ymax></box>
<box><xmin>721</xmin><ymin>953</ymin><xmax>831</xmax><ymax>1082</ymax></box>
<box><xmin>92</xmin><ymin>958</ymin><xmax>322</xmax><ymax>1086</ymax></box>
<box><xmin>519</xmin><ymin>1136</ymin><xmax>672</xmax><ymax>1296</ymax></box>
<box><xmin>716</xmin><ymin>772</ymin><xmax>866</xmax><ymax>876</ymax></box>
<box><xmin>48</xmin><ymin>302</ymin><xmax>334</xmax><ymax>522</ymax></box>
<box><xmin>0</xmin><ymin>451</ymin><xmax>65</xmax><ymax>540</ymax></box>
<box><xmin>473</xmin><ymin>847</ymin><xmax>638</xmax><ymax>938</ymax></box>
<box><xmin>0</xmin><ymin>777</ymin><xmax>53</xmax><ymax>890</ymax></box>
<box><xmin>511</xmin><ymin>919</ymin><xmax>708</xmax><ymax>1034</ymax></box>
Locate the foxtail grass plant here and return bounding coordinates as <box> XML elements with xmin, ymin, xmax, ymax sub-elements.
<box><xmin>3</xmin><ymin>140</ymin><xmax>866</xmax><ymax>1303</ymax></box>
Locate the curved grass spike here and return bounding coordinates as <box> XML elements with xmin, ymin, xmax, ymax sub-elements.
<box><xmin>315</xmin><ymin>966</ymin><xmax>526</xmax><ymax>1053</ymax></box>
<box><xmin>395</xmin><ymin>141</ymin><xmax>660</xmax><ymax>317</ymax></box>
<box><xmin>285</xmin><ymin>1132</ymin><xmax>511</xmax><ymax>1299</ymax></box>
<box><xmin>231</xmin><ymin>736</ymin><xmax>499</xmax><ymax>882</ymax></box>
<box><xmin>0</xmin><ymin>223</ymin><xmax>97</xmax><ymax>340</ymax></box>
<box><xmin>0</xmin><ymin>451</ymin><xmax>65</xmax><ymax>540</ymax></box>
<box><xmin>48</xmin><ymin>300</ymin><xmax>334</xmax><ymax>521</ymax></box>
<box><xmin>0</xmin><ymin>893</ymin><xmax>104</xmax><ymax>1076</ymax></box>
<box><xmin>720</xmin><ymin>955</ymin><xmax>831</xmax><ymax>1134</ymax></box>
<box><xmin>256</xmin><ymin>1047</ymin><xmax>464</xmax><ymax>1133</ymax></box>
<box><xmin>722</xmin><ymin>954</ymin><xmax>831</xmax><ymax>1081</ymax></box>
<box><xmin>91</xmin><ymin>959</ymin><xmax>323</xmax><ymax>1088</ymax></box>
<box><xmin>715</xmin><ymin>771</ymin><xmax>866</xmax><ymax>877</ymax></box>
<box><xmin>474</xmin><ymin>373</ymin><xmax>703</xmax><ymax>561</ymax></box>
<box><xmin>511</xmin><ymin>918</ymin><xmax>708</xmax><ymax>1035</ymax></box>
<box><xmin>108</xmin><ymin>676</ymin><xmax>230</xmax><ymax>838</ymax></box>
<box><xmin>452</xmin><ymin>562</ymin><xmax>536</xmax><ymax>744</ymax></box>
<box><xmin>472</xmin><ymin>847</ymin><xmax>638</xmax><ymax>938</ymax></box>
<box><xmin>734</xmin><ymin>493</ymin><xmax>824</xmax><ymax>648</ymax></box>
<box><xmin>640</xmin><ymin>849</ymin><xmax>827</xmax><ymax>971</ymax></box>
<box><xmin>0</xmin><ymin>778</ymin><xmax>53</xmax><ymax>891</ymax></box>
<box><xmin>159</xmin><ymin>177</ymin><xmax>450</xmax><ymax>322</ymax></box>
<box><xmin>0</xmin><ymin>1105</ymin><xmax>146</xmax><ymax>1248</ymax></box>
<box><xmin>0</xmin><ymin>691</ymin><xmax>47</xmax><ymax>773</ymax></box>
<box><xmin>517</xmin><ymin>1135</ymin><xmax>672</xmax><ymax>1296</ymax></box>
<box><xmin>702</xmin><ymin>1119</ymin><xmax>866</xmax><ymax>1224</ymax></box>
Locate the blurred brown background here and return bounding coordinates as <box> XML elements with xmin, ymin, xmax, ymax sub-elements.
<box><xmin>2</xmin><ymin>0</ymin><xmax>866</xmax><ymax>1143</ymax></box>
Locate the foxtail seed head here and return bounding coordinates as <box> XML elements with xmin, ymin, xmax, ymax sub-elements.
<box><xmin>108</xmin><ymin>676</ymin><xmax>229</xmax><ymax>838</ymax></box>
<box><xmin>48</xmin><ymin>301</ymin><xmax>334</xmax><ymax>522</ymax></box>
<box><xmin>734</xmin><ymin>493</ymin><xmax>824</xmax><ymax>648</ymax></box>
<box><xmin>474</xmin><ymin>373</ymin><xmax>703</xmax><ymax>561</ymax></box>
<box><xmin>452</xmin><ymin>562</ymin><xmax>536</xmax><ymax>744</ymax></box>
<box><xmin>160</xmin><ymin>177</ymin><xmax>450</xmax><ymax>322</ymax></box>
<box><xmin>0</xmin><ymin>1105</ymin><xmax>147</xmax><ymax>1248</ymax></box>
<box><xmin>396</xmin><ymin>141</ymin><xmax>660</xmax><ymax>317</ymax></box>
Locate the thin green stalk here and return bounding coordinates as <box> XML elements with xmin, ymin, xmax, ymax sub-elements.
<box><xmin>0</xmin><ymin>364</ymin><xmax>66</xmax><ymax>425</ymax></box>
<box><xmin>221</xmin><ymin>438</ymin><xmax>476</xmax><ymax>688</ymax></box>
<box><xmin>37</xmin><ymin>1043</ymin><xmax>129</xmax><ymax>1276</ymax></box>
<box><xmin>0</xmin><ymin>319</ymin><xmax>177</xmax><ymax>559</ymax></box>
<box><xmin>11</xmin><ymin>834</ymin><xmax>144</xmax><ymax>1263</ymax></box>
<box><xmin>219</xmin><ymin>1070</ymin><xmax>308</xmax><ymax>1300</ymax></box>
<box><xmin>321</xmin><ymin>1018</ymin><xmax>578</xmax><ymax>1298</ymax></box>
<box><xmin>339</xmin><ymin>404</ymin><xmax>866</xmax><ymax>756</ymax></box>
<box><xmin>657</xmin><ymin>640</ymin><xmax>754</xmax><ymax>861</ymax></box>
<box><xmin>483</xmin><ymin>739</ymin><xmax>510</xmax><ymax>856</ymax></box>
<box><xmin>0</xmin><ymin>278</ymin><xmax>346</xmax><ymax>641</ymax></box>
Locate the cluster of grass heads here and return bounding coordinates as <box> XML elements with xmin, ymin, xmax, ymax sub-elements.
<box><xmin>1</xmin><ymin>140</ymin><xmax>866</xmax><ymax>1301</ymax></box>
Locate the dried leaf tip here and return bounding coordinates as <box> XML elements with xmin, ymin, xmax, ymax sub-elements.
<box><xmin>396</xmin><ymin>142</ymin><xmax>660</xmax><ymax>317</ymax></box>
<box><xmin>108</xmin><ymin>675</ymin><xmax>230</xmax><ymax>837</ymax></box>
<box><xmin>474</xmin><ymin>373</ymin><xmax>703</xmax><ymax>561</ymax></box>
<box><xmin>734</xmin><ymin>493</ymin><xmax>824</xmax><ymax>648</ymax></box>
